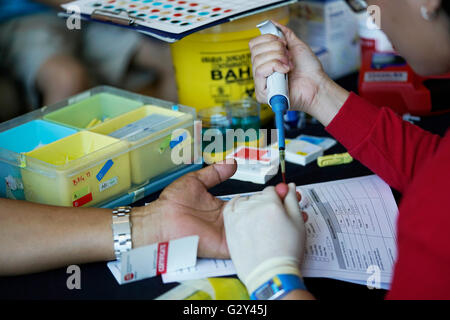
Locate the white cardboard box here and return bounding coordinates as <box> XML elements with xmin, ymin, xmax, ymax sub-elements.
<box><xmin>288</xmin><ymin>0</ymin><xmax>361</xmax><ymax>79</ymax></box>
<box><xmin>227</xmin><ymin>146</ymin><xmax>279</xmax><ymax>184</ymax></box>
<box><xmin>272</xmin><ymin>139</ymin><xmax>324</xmax><ymax>166</ymax></box>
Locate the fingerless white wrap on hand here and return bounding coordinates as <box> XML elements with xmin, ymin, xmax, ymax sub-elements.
<box><xmin>224</xmin><ymin>183</ymin><xmax>306</xmax><ymax>295</ymax></box>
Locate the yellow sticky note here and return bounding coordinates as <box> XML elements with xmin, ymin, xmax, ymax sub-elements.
<box><xmin>317</xmin><ymin>153</ymin><xmax>353</xmax><ymax>167</ymax></box>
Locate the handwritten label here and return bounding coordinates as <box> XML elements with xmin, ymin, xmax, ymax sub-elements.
<box><xmin>99</xmin><ymin>176</ymin><xmax>118</xmax><ymax>192</ymax></box>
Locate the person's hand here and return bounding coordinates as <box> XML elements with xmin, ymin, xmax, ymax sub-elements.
<box><xmin>249</xmin><ymin>21</ymin><xmax>349</xmax><ymax>126</ymax></box>
<box><xmin>250</xmin><ymin>21</ymin><xmax>326</xmax><ymax>113</ymax></box>
<box><xmin>131</xmin><ymin>162</ymin><xmax>237</xmax><ymax>259</ymax></box>
<box><xmin>223</xmin><ymin>183</ymin><xmax>307</xmax><ymax>294</ymax></box>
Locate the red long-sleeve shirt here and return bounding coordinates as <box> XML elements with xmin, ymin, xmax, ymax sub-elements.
<box><xmin>326</xmin><ymin>93</ymin><xmax>450</xmax><ymax>300</ymax></box>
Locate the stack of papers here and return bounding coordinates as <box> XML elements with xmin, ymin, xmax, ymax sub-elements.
<box><xmin>163</xmin><ymin>175</ymin><xmax>398</xmax><ymax>290</ymax></box>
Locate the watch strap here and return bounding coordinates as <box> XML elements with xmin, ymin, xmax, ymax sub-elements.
<box><xmin>112</xmin><ymin>206</ymin><xmax>132</xmax><ymax>261</ymax></box>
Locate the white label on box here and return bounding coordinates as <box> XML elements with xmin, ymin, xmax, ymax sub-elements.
<box><xmin>107</xmin><ymin>236</ymin><xmax>199</xmax><ymax>285</ymax></box>
<box><xmin>99</xmin><ymin>176</ymin><xmax>118</xmax><ymax>192</ymax></box>
<box><xmin>364</xmin><ymin>72</ymin><xmax>408</xmax><ymax>82</ymax></box>
<box><xmin>109</xmin><ymin>114</ymin><xmax>180</xmax><ymax>142</ymax></box>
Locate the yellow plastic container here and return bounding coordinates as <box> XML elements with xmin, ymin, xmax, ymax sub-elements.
<box><xmin>21</xmin><ymin>131</ymin><xmax>131</xmax><ymax>207</ymax></box>
<box><xmin>90</xmin><ymin>105</ymin><xmax>194</xmax><ymax>185</ymax></box>
<box><xmin>170</xmin><ymin>8</ymin><xmax>289</xmax><ymax>123</ymax></box>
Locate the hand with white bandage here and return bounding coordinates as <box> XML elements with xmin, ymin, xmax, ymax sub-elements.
<box><xmin>223</xmin><ymin>183</ymin><xmax>315</xmax><ymax>300</ymax></box>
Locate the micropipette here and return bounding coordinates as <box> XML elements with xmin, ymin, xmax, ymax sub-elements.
<box><xmin>257</xmin><ymin>20</ymin><xmax>290</xmax><ymax>183</ymax></box>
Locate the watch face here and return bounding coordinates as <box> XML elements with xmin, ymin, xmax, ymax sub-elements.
<box><xmin>255</xmin><ymin>283</ymin><xmax>276</xmax><ymax>300</ymax></box>
<box><xmin>114</xmin><ymin>206</ymin><xmax>132</xmax><ymax>214</ymax></box>
<box><xmin>254</xmin><ymin>278</ymin><xmax>285</xmax><ymax>300</ymax></box>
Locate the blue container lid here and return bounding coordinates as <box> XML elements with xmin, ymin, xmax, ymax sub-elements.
<box><xmin>0</xmin><ymin>120</ymin><xmax>77</xmax><ymax>153</ymax></box>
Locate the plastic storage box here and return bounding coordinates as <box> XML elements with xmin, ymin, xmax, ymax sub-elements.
<box><xmin>0</xmin><ymin>120</ymin><xmax>77</xmax><ymax>200</ymax></box>
<box><xmin>0</xmin><ymin>86</ymin><xmax>199</xmax><ymax>208</ymax></box>
<box><xmin>43</xmin><ymin>92</ymin><xmax>144</xmax><ymax>130</ymax></box>
<box><xmin>22</xmin><ymin>131</ymin><xmax>131</xmax><ymax>207</ymax></box>
<box><xmin>90</xmin><ymin>105</ymin><xmax>194</xmax><ymax>185</ymax></box>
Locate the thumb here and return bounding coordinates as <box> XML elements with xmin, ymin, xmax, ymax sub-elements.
<box><xmin>283</xmin><ymin>183</ymin><xmax>304</xmax><ymax>227</ymax></box>
<box><xmin>271</xmin><ymin>20</ymin><xmax>315</xmax><ymax>63</ymax></box>
<box><xmin>271</xmin><ymin>20</ymin><xmax>305</xmax><ymax>49</ymax></box>
<box><xmin>187</xmin><ymin>160</ymin><xmax>237</xmax><ymax>189</ymax></box>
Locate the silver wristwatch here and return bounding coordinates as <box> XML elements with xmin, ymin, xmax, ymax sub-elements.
<box><xmin>111</xmin><ymin>206</ymin><xmax>133</xmax><ymax>261</ymax></box>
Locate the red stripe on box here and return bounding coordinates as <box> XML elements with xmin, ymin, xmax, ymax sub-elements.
<box><xmin>156</xmin><ymin>242</ymin><xmax>169</xmax><ymax>275</ymax></box>
<box><xmin>234</xmin><ymin>147</ymin><xmax>270</xmax><ymax>162</ymax></box>
<box><xmin>72</xmin><ymin>192</ymin><xmax>93</xmax><ymax>207</ymax></box>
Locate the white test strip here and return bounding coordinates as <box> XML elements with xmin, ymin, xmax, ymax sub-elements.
<box><xmin>107</xmin><ymin>235</ymin><xmax>199</xmax><ymax>285</ymax></box>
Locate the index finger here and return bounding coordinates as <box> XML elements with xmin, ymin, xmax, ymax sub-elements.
<box><xmin>275</xmin><ymin>183</ymin><xmax>289</xmax><ymax>200</ymax></box>
<box><xmin>275</xmin><ymin>183</ymin><xmax>302</xmax><ymax>202</ymax></box>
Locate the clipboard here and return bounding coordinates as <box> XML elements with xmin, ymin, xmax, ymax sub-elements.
<box><xmin>61</xmin><ymin>0</ymin><xmax>297</xmax><ymax>43</ymax></box>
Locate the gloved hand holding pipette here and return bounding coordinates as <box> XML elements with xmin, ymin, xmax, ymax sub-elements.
<box><xmin>257</xmin><ymin>20</ymin><xmax>290</xmax><ymax>183</ymax></box>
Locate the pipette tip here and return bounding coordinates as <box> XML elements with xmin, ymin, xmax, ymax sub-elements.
<box><xmin>280</xmin><ymin>147</ymin><xmax>286</xmax><ymax>184</ymax></box>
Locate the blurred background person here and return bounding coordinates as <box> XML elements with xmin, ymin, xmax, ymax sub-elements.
<box><xmin>0</xmin><ymin>0</ymin><xmax>177</xmax><ymax>121</ymax></box>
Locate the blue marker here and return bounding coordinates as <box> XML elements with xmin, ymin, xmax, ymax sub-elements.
<box><xmin>257</xmin><ymin>20</ymin><xmax>290</xmax><ymax>183</ymax></box>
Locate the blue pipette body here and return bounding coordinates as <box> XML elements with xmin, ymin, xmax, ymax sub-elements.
<box><xmin>270</xmin><ymin>95</ymin><xmax>289</xmax><ymax>150</ymax></box>
<box><xmin>257</xmin><ymin>20</ymin><xmax>291</xmax><ymax>182</ymax></box>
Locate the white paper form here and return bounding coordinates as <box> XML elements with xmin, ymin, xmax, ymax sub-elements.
<box><xmin>162</xmin><ymin>258</ymin><xmax>236</xmax><ymax>283</ymax></box>
<box><xmin>298</xmin><ymin>175</ymin><xmax>397</xmax><ymax>285</ymax></box>
<box><xmin>163</xmin><ymin>175</ymin><xmax>398</xmax><ymax>288</ymax></box>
